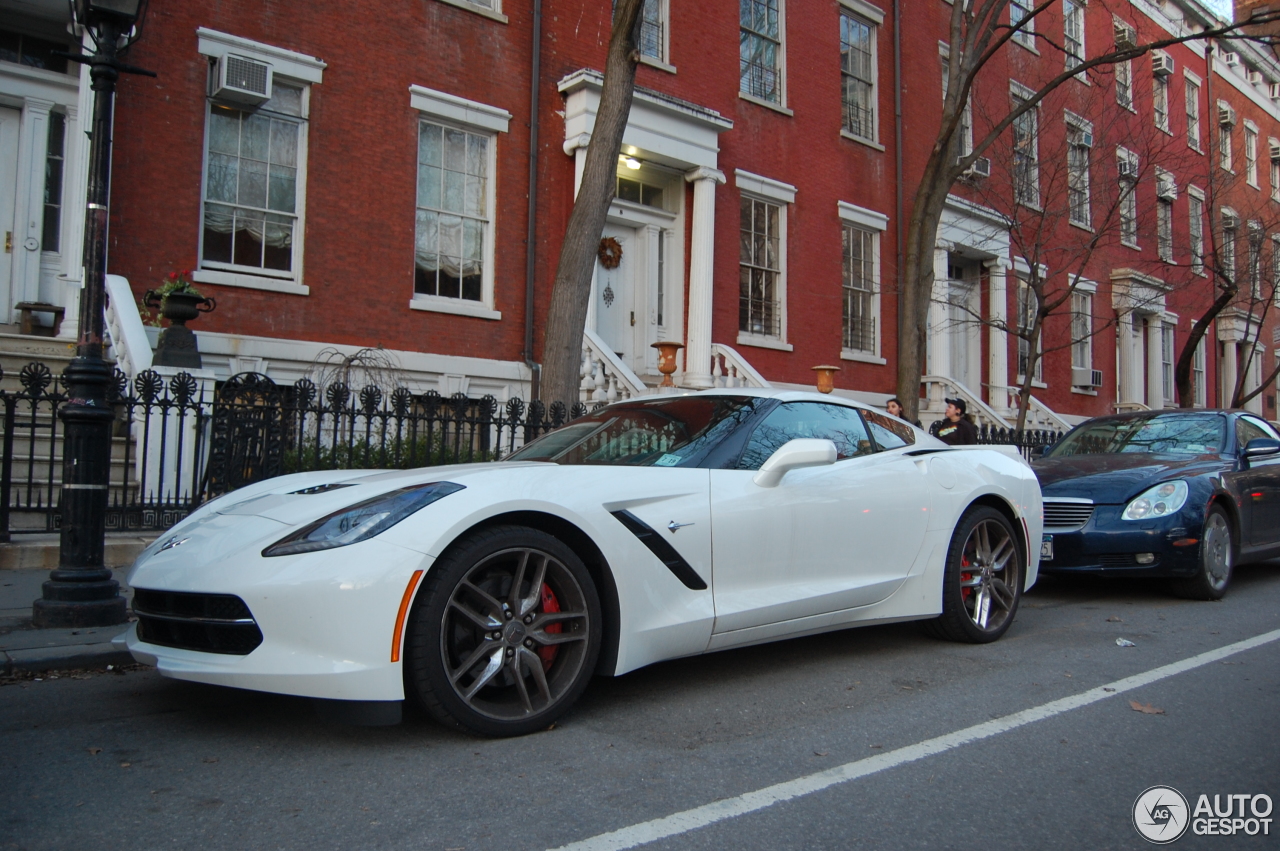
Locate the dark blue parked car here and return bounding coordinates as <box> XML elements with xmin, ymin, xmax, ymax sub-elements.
<box><xmin>1031</xmin><ymin>410</ymin><xmax>1280</xmax><ymax>600</ymax></box>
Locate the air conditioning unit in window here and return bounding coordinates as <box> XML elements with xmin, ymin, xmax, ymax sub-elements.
<box><xmin>1151</xmin><ymin>51</ymin><xmax>1174</xmax><ymax>76</ymax></box>
<box><xmin>1270</xmin><ymin>140</ymin><xmax>1280</xmax><ymax>161</ymax></box>
<box><xmin>1222</xmin><ymin>51</ymin><xmax>1240</xmax><ymax>67</ymax></box>
<box><xmin>1157</xmin><ymin>174</ymin><xmax>1178</xmax><ymax>200</ymax></box>
<box><xmin>1080</xmin><ymin>130</ymin><xmax>1095</xmax><ymax>148</ymax></box>
<box><xmin>1247</xmin><ymin>69</ymin><xmax>1265</xmax><ymax>85</ymax></box>
<box><xmin>1117</xmin><ymin>157</ymin><xmax>1139</xmax><ymax>179</ymax></box>
<box><xmin>1270</xmin><ymin>82</ymin><xmax>1280</xmax><ymax>100</ymax></box>
<box><xmin>211</xmin><ymin>54</ymin><xmax>273</xmax><ymax>105</ymax></box>
<box><xmin>1219</xmin><ymin>102</ymin><xmax>1238</xmax><ymax>126</ymax></box>
<box><xmin>1223</xmin><ymin>208</ymin><xmax>1239</xmax><ymax>228</ymax></box>
<box><xmin>1072</xmin><ymin>367</ymin><xmax>1104</xmax><ymax>387</ymax></box>
<box><xmin>1113</xmin><ymin>20</ymin><xmax>1137</xmax><ymax>49</ymax></box>
<box><xmin>962</xmin><ymin>156</ymin><xmax>992</xmax><ymax>179</ymax></box>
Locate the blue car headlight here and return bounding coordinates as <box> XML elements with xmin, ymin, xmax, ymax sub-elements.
<box><xmin>1121</xmin><ymin>480</ymin><xmax>1188</xmax><ymax>521</ymax></box>
<box><xmin>263</xmin><ymin>482</ymin><xmax>464</xmax><ymax>557</ymax></box>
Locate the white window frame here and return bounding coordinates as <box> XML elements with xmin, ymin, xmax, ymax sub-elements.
<box><xmin>1189</xmin><ymin>185</ymin><xmax>1206</xmax><ymax>275</ymax></box>
<box><xmin>1184</xmin><ymin>72</ymin><xmax>1202</xmax><ymax>151</ymax></box>
<box><xmin>1161</xmin><ymin>320</ymin><xmax>1176</xmax><ymax>404</ymax></box>
<box><xmin>1064</xmin><ymin>0</ymin><xmax>1084</xmax><ymax>72</ymax></box>
<box><xmin>1270</xmin><ymin>137</ymin><xmax>1280</xmax><ymax>201</ymax></box>
<box><xmin>740</xmin><ymin>0</ymin><xmax>788</xmax><ymax>111</ymax></box>
<box><xmin>838</xmin><ymin>201</ymin><xmax>888</xmax><ymax>363</ymax></box>
<box><xmin>1272</xmin><ymin>234</ymin><xmax>1280</xmax><ymax>307</ymax></box>
<box><xmin>1066</xmin><ymin>111</ymin><xmax>1092</xmax><ymax>228</ymax></box>
<box><xmin>1193</xmin><ymin>336</ymin><xmax>1207</xmax><ymax>407</ymax></box>
<box><xmin>408</xmin><ymin>85</ymin><xmax>512</xmax><ymax>320</ymax></box>
<box><xmin>1070</xmin><ymin>285</ymin><xmax>1094</xmax><ymax>390</ymax></box>
<box><xmin>1220</xmin><ymin>100</ymin><xmax>1234</xmax><ymax>172</ymax></box>
<box><xmin>194</xmin><ymin>29</ymin><xmax>326</xmax><ymax>296</ymax></box>
<box><xmin>1245</xmin><ymin>120</ymin><xmax>1259</xmax><ymax>188</ymax></box>
<box><xmin>1157</xmin><ymin>196</ymin><xmax>1174</xmax><ymax>263</ymax></box>
<box><xmin>435</xmin><ymin>0</ymin><xmax>508</xmax><ymax>24</ymax></box>
<box><xmin>1153</xmin><ymin>72</ymin><xmax>1170</xmax><ymax>133</ymax></box>
<box><xmin>1009</xmin><ymin>0</ymin><xmax>1035</xmax><ymax>50</ymax></box>
<box><xmin>1016</xmin><ymin>274</ymin><xmax>1044</xmax><ymax>385</ymax></box>
<box><xmin>1116</xmin><ymin>58</ymin><xmax>1134</xmax><ymax>111</ymax></box>
<box><xmin>1118</xmin><ymin>147</ymin><xmax>1139</xmax><ymax>249</ymax></box>
<box><xmin>1011</xmin><ymin>81</ymin><xmax>1040</xmax><ymax>209</ymax></box>
<box><xmin>939</xmin><ymin>43</ymin><xmax>973</xmax><ymax>158</ymax></box>
<box><xmin>839</xmin><ymin>0</ymin><xmax>881</xmax><ymax>145</ymax></box>
<box><xmin>1248</xmin><ymin>221</ymin><xmax>1263</xmax><ymax>300</ymax></box>
<box><xmin>735</xmin><ymin>169</ymin><xmax>795</xmax><ymax>350</ymax></box>
<box><xmin>1221</xmin><ymin>207</ymin><xmax>1238</xmax><ymax>287</ymax></box>
<box><xmin>637</xmin><ymin>0</ymin><xmax>674</xmax><ymax>72</ymax></box>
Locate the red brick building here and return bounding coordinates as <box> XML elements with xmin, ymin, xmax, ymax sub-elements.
<box><xmin>3</xmin><ymin>0</ymin><xmax>1279</xmax><ymax>427</ymax></box>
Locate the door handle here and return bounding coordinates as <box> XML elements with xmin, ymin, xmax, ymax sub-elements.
<box><xmin>4</xmin><ymin>232</ymin><xmax>10</xmax><ymax>254</ymax></box>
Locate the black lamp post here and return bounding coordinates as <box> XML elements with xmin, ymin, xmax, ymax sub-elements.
<box><xmin>33</xmin><ymin>0</ymin><xmax>153</xmax><ymax>628</ymax></box>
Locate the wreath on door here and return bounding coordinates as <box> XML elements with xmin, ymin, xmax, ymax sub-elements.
<box><xmin>598</xmin><ymin>237</ymin><xmax>623</xmax><ymax>269</ymax></box>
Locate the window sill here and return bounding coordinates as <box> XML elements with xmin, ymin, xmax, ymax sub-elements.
<box><xmin>1071</xmin><ymin>386</ymin><xmax>1099</xmax><ymax>395</ymax></box>
<box><xmin>1016</xmin><ymin>378</ymin><xmax>1048</xmax><ymax>389</ymax></box>
<box><xmin>841</xmin><ymin>349</ymin><xmax>886</xmax><ymax>364</ymax></box>
<box><xmin>1189</xmin><ymin>143</ymin><xmax>1203</xmax><ymax>154</ymax></box>
<box><xmin>1069</xmin><ymin>220</ymin><xmax>1093</xmax><ymax>234</ymax></box>
<box><xmin>639</xmin><ymin>55</ymin><xmax>676</xmax><ymax>74</ymax></box>
<box><xmin>1121</xmin><ymin>240</ymin><xmax>1141</xmax><ymax>250</ymax></box>
<box><xmin>434</xmin><ymin>0</ymin><xmax>508</xmax><ymax>23</ymax></box>
<box><xmin>1247</xmin><ymin>180</ymin><xmax>1260</xmax><ymax>190</ymax></box>
<box><xmin>1070</xmin><ymin>70</ymin><xmax>1090</xmax><ymax>86</ymax></box>
<box><xmin>409</xmin><ymin>295</ymin><xmax>502</xmax><ymax>320</ymax></box>
<box><xmin>739</xmin><ymin>92</ymin><xmax>794</xmax><ymax>116</ymax></box>
<box><xmin>840</xmin><ymin>129</ymin><xmax>885</xmax><ymax>151</ymax></box>
<box><xmin>736</xmin><ymin>332</ymin><xmax>793</xmax><ymax>352</ymax></box>
<box><xmin>1012</xmin><ymin>38</ymin><xmax>1039</xmax><ymax>56</ymax></box>
<box><xmin>193</xmin><ymin>269</ymin><xmax>309</xmax><ymax>296</ymax></box>
<box><xmin>1119</xmin><ymin>102</ymin><xmax>1136</xmax><ymax>114</ymax></box>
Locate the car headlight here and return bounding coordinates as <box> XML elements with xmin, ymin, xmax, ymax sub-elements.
<box><xmin>1121</xmin><ymin>480</ymin><xmax>1188</xmax><ymax>521</ymax></box>
<box><xmin>262</xmin><ymin>482</ymin><xmax>464</xmax><ymax>556</ymax></box>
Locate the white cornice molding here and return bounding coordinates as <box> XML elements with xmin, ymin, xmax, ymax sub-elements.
<box><xmin>837</xmin><ymin>200</ymin><xmax>889</xmax><ymax>231</ymax></box>
<box><xmin>734</xmin><ymin>169</ymin><xmax>797</xmax><ymax>203</ymax></box>
<box><xmin>196</xmin><ymin>28</ymin><xmax>326</xmax><ymax>83</ymax></box>
<box><xmin>409</xmin><ymin>85</ymin><xmax>512</xmax><ymax>133</ymax></box>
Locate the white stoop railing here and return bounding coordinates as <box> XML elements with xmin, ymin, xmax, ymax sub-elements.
<box><xmin>105</xmin><ymin>273</ymin><xmax>213</xmax><ymax>501</ymax></box>
<box><xmin>1114</xmin><ymin>401</ymin><xmax>1151</xmax><ymax>414</ymax></box>
<box><xmin>920</xmin><ymin>375</ymin><xmax>1010</xmax><ymax>430</ymax></box>
<box><xmin>580</xmin><ymin>328</ymin><xmax>647</xmax><ymax>404</ymax></box>
<box><xmin>1011</xmin><ymin>393</ymin><xmax>1073</xmax><ymax>431</ymax></box>
<box><xmin>711</xmin><ymin>343</ymin><xmax>770</xmax><ymax>388</ymax></box>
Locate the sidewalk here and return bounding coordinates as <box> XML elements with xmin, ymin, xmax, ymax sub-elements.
<box><xmin>0</xmin><ymin>541</ymin><xmax>147</xmax><ymax>676</ymax></box>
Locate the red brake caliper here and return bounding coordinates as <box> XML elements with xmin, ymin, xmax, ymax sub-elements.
<box><xmin>960</xmin><ymin>555</ymin><xmax>972</xmax><ymax>601</ymax></box>
<box><xmin>538</xmin><ymin>583</ymin><xmax>561</xmax><ymax>671</ymax></box>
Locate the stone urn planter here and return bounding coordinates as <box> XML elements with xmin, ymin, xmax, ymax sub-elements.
<box><xmin>144</xmin><ymin>289</ymin><xmax>216</xmax><ymax>369</ymax></box>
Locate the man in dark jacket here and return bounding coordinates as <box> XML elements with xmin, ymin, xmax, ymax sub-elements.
<box><xmin>935</xmin><ymin>397</ymin><xmax>977</xmax><ymax>445</ymax></box>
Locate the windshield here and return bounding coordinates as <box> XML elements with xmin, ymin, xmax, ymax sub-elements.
<box><xmin>508</xmin><ymin>396</ymin><xmax>759</xmax><ymax>466</ymax></box>
<box><xmin>1047</xmin><ymin>414</ymin><xmax>1226</xmax><ymax>457</ymax></box>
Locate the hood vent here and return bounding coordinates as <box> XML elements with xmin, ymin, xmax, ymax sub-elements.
<box><xmin>290</xmin><ymin>483</ymin><xmax>357</xmax><ymax>495</ymax></box>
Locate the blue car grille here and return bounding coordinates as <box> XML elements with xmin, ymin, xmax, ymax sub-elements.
<box><xmin>1043</xmin><ymin>500</ymin><xmax>1095</xmax><ymax>530</ymax></box>
<box><xmin>132</xmin><ymin>589</ymin><xmax>263</xmax><ymax>655</ymax></box>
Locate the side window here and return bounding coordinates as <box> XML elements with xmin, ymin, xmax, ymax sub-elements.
<box><xmin>862</xmin><ymin>410</ymin><xmax>916</xmax><ymax>450</ymax></box>
<box><xmin>737</xmin><ymin>402</ymin><xmax>873</xmax><ymax>470</ymax></box>
<box><xmin>1237</xmin><ymin>416</ymin><xmax>1277</xmax><ymax>449</ymax></box>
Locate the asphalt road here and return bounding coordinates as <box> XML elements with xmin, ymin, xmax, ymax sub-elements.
<box><xmin>2</xmin><ymin>563</ymin><xmax>1278</xmax><ymax>851</ymax></box>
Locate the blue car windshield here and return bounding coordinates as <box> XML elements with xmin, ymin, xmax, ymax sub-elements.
<box><xmin>1048</xmin><ymin>414</ymin><xmax>1225</xmax><ymax>457</ymax></box>
<box><xmin>507</xmin><ymin>396</ymin><xmax>759</xmax><ymax>466</ymax></box>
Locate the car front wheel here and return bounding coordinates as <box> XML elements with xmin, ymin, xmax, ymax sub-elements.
<box><xmin>925</xmin><ymin>505</ymin><xmax>1023</xmax><ymax>643</ymax></box>
<box><xmin>1171</xmin><ymin>505</ymin><xmax>1234</xmax><ymax>601</ymax></box>
<box><xmin>404</xmin><ymin>526</ymin><xmax>601</xmax><ymax>736</ymax></box>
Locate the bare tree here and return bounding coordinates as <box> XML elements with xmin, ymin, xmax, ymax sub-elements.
<box><xmin>896</xmin><ymin>0</ymin><xmax>1280</xmax><ymax>422</ymax></box>
<box><xmin>540</xmin><ymin>0</ymin><xmax>645</xmax><ymax>406</ymax></box>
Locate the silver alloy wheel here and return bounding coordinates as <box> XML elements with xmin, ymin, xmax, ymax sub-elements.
<box><xmin>1203</xmin><ymin>511</ymin><xmax>1233</xmax><ymax>590</ymax></box>
<box><xmin>441</xmin><ymin>547</ymin><xmax>591</xmax><ymax>721</ymax></box>
<box><xmin>958</xmin><ymin>518</ymin><xmax>1020</xmax><ymax>631</ymax></box>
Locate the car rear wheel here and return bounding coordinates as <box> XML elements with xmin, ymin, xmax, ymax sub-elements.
<box><xmin>925</xmin><ymin>506</ymin><xmax>1023</xmax><ymax>643</ymax></box>
<box><xmin>1170</xmin><ymin>505</ymin><xmax>1234</xmax><ymax>601</ymax></box>
<box><xmin>403</xmin><ymin>526</ymin><xmax>601</xmax><ymax>737</ymax></box>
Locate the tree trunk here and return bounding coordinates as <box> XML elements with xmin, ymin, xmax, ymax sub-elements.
<box><xmin>1173</xmin><ymin>278</ymin><xmax>1235</xmax><ymax>408</ymax></box>
<box><xmin>539</xmin><ymin>0</ymin><xmax>644</xmax><ymax>407</ymax></box>
<box><xmin>896</xmin><ymin>180</ymin><xmax>949</xmax><ymax>424</ymax></box>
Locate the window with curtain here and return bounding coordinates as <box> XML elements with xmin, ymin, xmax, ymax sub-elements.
<box><xmin>1009</xmin><ymin>0</ymin><xmax>1034</xmax><ymax>47</ymax></box>
<box><xmin>1012</xmin><ymin>95</ymin><xmax>1039</xmax><ymax>207</ymax></box>
<box><xmin>639</xmin><ymin>0</ymin><xmax>665</xmax><ymax>62</ymax></box>
<box><xmin>415</xmin><ymin>120</ymin><xmax>491</xmax><ymax>301</ymax></box>
<box><xmin>1067</xmin><ymin>120</ymin><xmax>1091</xmax><ymax>227</ymax></box>
<box><xmin>1153</xmin><ymin>75</ymin><xmax>1170</xmax><ymax>132</ymax></box>
<box><xmin>740</xmin><ymin>0</ymin><xmax>783</xmax><ymax>103</ymax></box>
<box><xmin>1190</xmin><ymin>192</ymin><xmax>1205</xmax><ymax>273</ymax></box>
<box><xmin>1064</xmin><ymin>0</ymin><xmax>1084</xmax><ymax>70</ymax></box>
<box><xmin>201</xmin><ymin>83</ymin><xmax>304</xmax><ymax>275</ymax></box>
<box><xmin>1116</xmin><ymin>60</ymin><xmax>1133</xmax><ymax>110</ymax></box>
<box><xmin>840</xmin><ymin>12</ymin><xmax>875</xmax><ymax>140</ymax></box>
<box><xmin>1017</xmin><ymin>279</ymin><xmax>1042</xmax><ymax>382</ymax></box>
<box><xmin>1158</xmin><ymin>197</ymin><xmax>1173</xmax><ymax>262</ymax></box>
<box><xmin>842</xmin><ymin>224</ymin><xmax>875</xmax><ymax>352</ymax></box>
<box><xmin>1185</xmin><ymin>79</ymin><xmax>1201</xmax><ymax>149</ymax></box>
<box><xmin>1071</xmin><ymin>291</ymin><xmax>1092</xmax><ymax>374</ymax></box>
<box><xmin>739</xmin><ymin>196</ymin><xmax>782</xmax><ymax>337</ymax></box>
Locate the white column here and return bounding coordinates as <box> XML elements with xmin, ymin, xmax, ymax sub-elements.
<box><xmin>1146</xmin><ymin>315</ymin><xmax>1164</xmax><ymax>408</ymax></box>
<box><xmin>563</xmin><ymin>134</ymin><xmax>591</xmax><ymax>197</ymax></box>
<box><xmin>985</xmin><ymin>258</ymin><xmax>1009</xmax><ymax>415</ymax></box>
<box><xmin>1116</xmin><ymin>311</ymin><xmax>1137</xmax><ymax>405</ymax></box>
<box><xmin>682</xmin><ymin>166</ymin><xmax>725</xmax><ymax>389</ymax></box>
<box><xmin>1221</xmin><ymin>341</ymin><xmax>1238</xmax><ymax>408</ymax></box>
<box><xmin>929</xmin><ymin>247</ymin><xmax>951</xmax><ymax>377</ymax></box>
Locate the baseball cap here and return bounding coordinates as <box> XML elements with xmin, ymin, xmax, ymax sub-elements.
<box><xmin>944</xmin><ymin>397</ymin><xmax>967</xmax><ymax>415</ymax></box>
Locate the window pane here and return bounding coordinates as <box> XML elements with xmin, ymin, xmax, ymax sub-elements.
<box><xmin>206</xmin><ymin>153</ymin><xmax>239</xmax><ymax>203</ymax></box>
<box><xmin>738</xmin><ymin>402</ymin><xmax>873</xmax><ymax>470</ymax></box>
<box><xmin>419</xmin><ymin>123</ymin><xmax>442</xmax><ymax>166</ymax></box>
<box><xmin>418</xmin><ymin>165</ymin><xmax>442</xmax><ymax>209</ymax></box>
<box><xmin>444</xmin><ymin>128</ymin><xmax>467</xmax><ymax>172</ymax></box>
<box><xmin>238</xmin><ymin>158</ymin><xmax>268</xmax><ymax>208</ymax></box>
<box><xmin>208</xmin><ymin>108</ymin><xmax>240</xmax><ymax>156</ymax></box>
<box><xmin>203</xmin><ymin>203</ymin><xmax>233</xmax><ymax>263</ymax></box>
<box><xmin>241</xmin><ymin>113</ymin><xmax>270</xmax><ymax>162</ymax></box>
<box><xmin>267</xmin><ymin>165</ymin><xmax>296</xmax><ymax>213</ymax></box>
<box><xmin>269</xmin><ymin>84</ymin><xmax>303</xmax><ymax>117</ymax></box>
<box><xmin>270</xmin><ymin>119</ymin><xmax>298</xmax><ymax>168</ymax></box>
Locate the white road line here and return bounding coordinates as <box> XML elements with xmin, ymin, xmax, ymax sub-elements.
<box><xmin>551</xmin><ymin>628</ymin><xmax>1280</xmax><ymax>851</ymax></box>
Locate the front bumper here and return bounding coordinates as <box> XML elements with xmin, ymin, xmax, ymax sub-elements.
<box><xmin>1039</xmin><ymin>503</ymin><xmax>1202</xmax><ymax>578</ymax></box>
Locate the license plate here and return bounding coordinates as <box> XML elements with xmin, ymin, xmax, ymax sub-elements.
<box><xmin>1041</xmin><ymin>535</ymin><xmax>1054</xmax><ymax>561</ymax></box>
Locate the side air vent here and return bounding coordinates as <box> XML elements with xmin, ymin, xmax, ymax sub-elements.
<box><xmin>610</xmin><ymin>510</ymin><xmax>708</xmax><ymax>590</ymax></box>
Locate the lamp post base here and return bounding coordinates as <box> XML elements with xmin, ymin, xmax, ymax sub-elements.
<box><xmin>33</xmin><ymin>569</ymin><xmax>127</xmax><ymax>627</ymax></box>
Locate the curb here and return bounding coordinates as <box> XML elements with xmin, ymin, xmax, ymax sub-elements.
<box><xmin>3</xmin><ymin>642</ymin><xmax>135</xmax><ymax>676</ymax></box>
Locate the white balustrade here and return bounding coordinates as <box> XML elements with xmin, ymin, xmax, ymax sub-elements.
<box><xmin>710</xmin><ymin>343</ymin><xmax>770</xmax><ymax>388</ymax></box>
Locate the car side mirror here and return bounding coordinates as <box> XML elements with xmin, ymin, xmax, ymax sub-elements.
<box><xmin>753</xmin><ymin>439</ymin><xmax>838</xmax><ymax>488</ymax></box>
<box><xmin>1243</xmin><ymin>437</ymin><xmax>1280</xmax><ymax>461</ymax></box>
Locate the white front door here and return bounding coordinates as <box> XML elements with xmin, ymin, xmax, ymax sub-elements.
<box><xmin>595</xmin><ymin>223</ymin><xmax>640</xmax><ymax>368</ymax></box>
<box><xmin>0</xmin><ymin>108</ymin><xmax>20</xmax><ymax>325</ymax></box>
<box><xmin>948</xmin><ymin>280</ymin><xmax>980</xmax><ymax>391</ymax></box>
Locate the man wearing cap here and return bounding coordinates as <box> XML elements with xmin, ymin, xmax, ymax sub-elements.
<box><xmin>935</xmin><ymin>397</ymin><xmax>977</xmax><ymax>445</ymax></box>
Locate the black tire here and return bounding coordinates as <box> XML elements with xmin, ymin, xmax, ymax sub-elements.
<box><xmin>403</xmin><ymin>525</ymin><xmax>602</xmax><ymax>737</ymax></box>
<box><xmin>1170</xmin><ymin>505</ymin><xmax>1234</xmax><ymax>601</ymax></box>
<box><xmin>925</xmin><ymin>505</ymin><xmax>1024</xmax><ymax>643</ymax></box>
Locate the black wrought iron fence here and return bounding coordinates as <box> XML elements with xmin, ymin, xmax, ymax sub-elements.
<box><xmin>0</xmin><ymin>360</ymin><xmax>1067</xmax><ymax>539</ymax></box>
<box><xmin>929</xmin><ymin>419</ymin><xmax>1065</xmax><ymax>460</ymax></box>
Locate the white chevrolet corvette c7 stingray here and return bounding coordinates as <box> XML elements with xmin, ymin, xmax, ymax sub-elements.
<box><xmin>122</xmin><ymin>389</ymin><xmax>1043</xmax><ymax>736</ymax></box>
